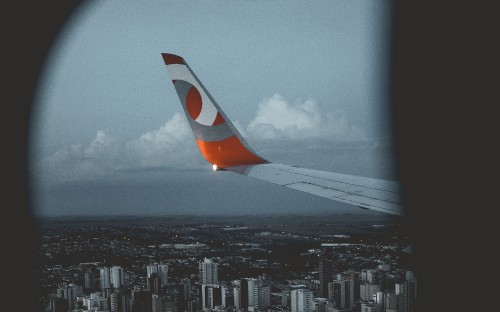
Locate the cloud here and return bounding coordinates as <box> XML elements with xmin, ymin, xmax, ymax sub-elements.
<box><xmin>33</xmin><ymin>96</ymin><xmax>368</xmax><ymax>185</ymax></box>
<box><xmin>33</xmin><ymin>113</ymin><xmax>203</xmax><ymax>185</ymax></box>
<box><xmin>35</xmin><ymin>130</ymin><xmax>121</xmax><ymax>184</ymax></box>
<box><xmin>124</xmin><ymin>113</ymin><xmax>202</xmax><ymax>168</ymax></box>
<box><xmin>246</xmin><ymin>93</ymin><xmax>365</xmax><ymax>141</ymax></box>
<box><xmin>84</xmin><ymin>130</ymin><xmax>118</xmax><ymax>159</ymax></box>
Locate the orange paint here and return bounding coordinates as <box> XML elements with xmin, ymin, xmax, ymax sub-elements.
<box><xmin>212</xmin><ymin>112</ymin><xmax>225</xmax><ymax>126</ymax></box>
<box><xmin>162</xmin><ymin>53</ymin><xmax>184</xmax><ymax>65</ymax></box>
<box><xmin>196</xmin><ymin>135</ymin><xmax>267</xmax><ymax>168</ymax></box>
<box><xmin>186</xmin><ymin>86</ymin><xmax>202</xmax><ymax>120</ymax></box>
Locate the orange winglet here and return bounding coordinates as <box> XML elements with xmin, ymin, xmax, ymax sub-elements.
<box><xmin>195</xmin><ymin>135</ymin><xmax>267</xmax><ymax>168</ymax></box>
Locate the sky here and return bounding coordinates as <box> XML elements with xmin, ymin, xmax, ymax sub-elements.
<box><xmin>29</xmin><ymin>0</ymin><xmax>397</xmax><ymax>218</ymax></box>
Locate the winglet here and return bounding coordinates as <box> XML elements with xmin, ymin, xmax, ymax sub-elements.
<box><xmin>162</xmin><ymin>53</ymin><xmax>268</xmax><ymax>169</ymax></box>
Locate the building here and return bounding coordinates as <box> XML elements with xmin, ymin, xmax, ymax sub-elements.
<box><xmin>84</xmin><ymin>270</ymin><xmax>95</xmax><ymax>291</ymax></box>
<box><xmin>131</xmin><ymin>288</ymin><xmax>152</xmax><ymax>312</ymax></box>
<box><xmin>147</xmin><ymin>262</ymin><xmax>169</xmax><ymax>287</ymax></box>
<box><xmin>110</xmin><ymin>266</ymin><xmax>125</xmax><ymax>289</ymax></box>
<box><xmin>361</xmin><ymin>269</ymin><xmax>380</xmax><ymax>285</ymax></box>
<box><xmin>328</xmin><ymin>278</ymin><xmax>354</xmax><ymax>310</ymax></box>
<box><xmin>360</xmin><ymin>302</ymin><xmax>376</xmax><ymax>312</ymax></box>
<box><xmin>177</xmin><ymin>277</ymin><xmax>193</xmax><ymax>312</ymax></box>
<box><xmin>359</xmin><ymin>283</ymin><xmax>380</xmax><ymax>302</ymax></box>
<box><xmin>398</xmin><ymin>271</ymin><xmax>417</xmax><ymax>312</ymax></box>
<box><xmin>199</xmin><ymin>258</ymin><xmax>218</xmax><ymax>285</ymax></box>
<box><xmin>319</xmin><ymin>248</ymin><xmax>335</xmax><ymax>298</ymax></box>
<box><xmin>313</xmin><ymin>298</ymin><xmax>330</xmax><ymax>312</ymax></box>
<box><xmin>110</xmin><ymin>291</ymin><xmax>127</xmax><ymax>312</ymax></box>
<box><xmin>57</xmin><ymin>283</ymin><xmax>83</xmax><ymax>310</ymax></box>
<box><xmin>255</xmin><ymin>284</ymin><xmax>271</xmax><ymax>311</ymax></box>
<box><xmin>384</xmin><ymin>291</ymin><xmax>398</xmax><ymax>311</ymax></box>
<box><xmin>82</xmin><ymin>292</ymin><xmax>108</xmax><ymax>311</ymax></box>
<box><xmin>234</xmin><ymin>278</ymin><xmax>269</xmax><ymax>311</ymax></box>
<box><xmin>100</xmin><ymin>267</ymin><xmax>111</xmax><ymax>289</ymax></box>
<box><xmin>290</xmin><ymin>289</ymin><xmax>314</xmax><ymax>312</ymax></box>
<box><xmin>148</xmin><ymin>273</ymin><xmax>162</xmax><ymax>294</ymax></box>
<box><xmin>202</xmin><ymin>284</ymin><xmax>223</xmax><ymax>310</ymax></box>
<box><xmin>152</xmin><ymin>294</ymin><xmax>170</xmax><ymax>312</ymax></box>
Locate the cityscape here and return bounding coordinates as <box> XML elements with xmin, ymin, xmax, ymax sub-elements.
<box><xmin>35</xmin><ymin>213</ymin><xmax>416</xmax><ymax>312</ymax></box>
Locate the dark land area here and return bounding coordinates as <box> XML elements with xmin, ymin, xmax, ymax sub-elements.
<box><xmin>33</xmin><ymin>213</ymin><xmax>412</xmax><ymax>311</ymax></box>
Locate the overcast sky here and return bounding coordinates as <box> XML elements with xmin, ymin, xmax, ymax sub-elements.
<box><xmin>29</xmin><ymin>0</ymin><xmax>397</xmax><ymax>218</ymax></box>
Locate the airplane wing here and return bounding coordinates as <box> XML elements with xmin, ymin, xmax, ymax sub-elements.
<box><xmin>161</xmin><ymin>53</ymin><xmax>404</xmax><ymax>216</ymax></box>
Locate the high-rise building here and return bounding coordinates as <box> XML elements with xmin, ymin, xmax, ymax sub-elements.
<box><xmin>199</xmin><ymin>258</ymin><xmax>218</xmax><ymax>285</ymax></box>
<box><xmin>319</xmin><ymin>248</ymin><xmax>334</xmax><ymax>298</ymax></box>
<box><xmin>111</xmin><ymin>266</ymin><xmax>125</xmax><ymax>289</ymax></box>
<box><xmin>290</xmin><ymin>289</ymin><xmax>314</xmax><ymax>312</ymax></box>
<box><xmin>384</xmin><ymin>291</ymin><xmax>398</xmax><ymax>311</ymax></box>
<box><xmin>186</xmin><ymin>299</ymin><xmax>197</xmax><ymax>312</ymax></box>
<box><xmin>233</xmin><ymin>278</ymin><xmax>269</xmax><ymax>311</ymax></box>
<box><xmin>100</xmin><ymin>267</ymin><xmax>111</xmax><ymax>289</ymax></box>
<box><xmin>177</xmin><ymin>277</ymin><xmax>192</xmax><ymax>312</ymax></box>
<box><xmin>238</xmin><ymin>277</ymin><xmax>269</xmax><ymax>311</ymax></box>
<box><xmin>148</xmin><ymin>273</ymin><xmax>162</xmax><ymax>294</ymax></box>
<box><xmin>398</xmin><ymin>271</ymin><xmax>417</xmax><ymax>312</ymax></box>
<box><xmin>131</xmin><ymin>288</ymin><xmax>152</xmax><ymax>312</ymax></box>
<box><xmin>221</xmin><ymin>284</ymin><xmax>234</xmax><ymax>308</ymax></box>
<box><xmin>147</xmin><ymin>262</ymin><xmax>169</xmax><ymax>287</ymax></box>
<box><xmin>84</xmin><ymin>270</ymin><xmax>94</xmax><ymax>290</ymax></box>
<box><xmin>374</xmin><ymin>291</ymin><xmax>385</xmax><ymax>312</ymax></box>
<box><xmin>240</xmin><ymin>279</ymin><xmax>249</xmax><ymax>311</ymax></box>
<box><xmin>110</xmin><ymin>291</ymin><xmax>127</xmax><ymax>312</ymax></box>
<box><xmin>360</xmin><ymin>283</ymin><xmax>380</xmax><ymax>302</ymax></box>
<box><xmin>247</xmin><ymin>278</ymin><xmax>257</xmax><ymax>309</ymax></box>
<box><xmin>361</xmin><ymin>269</ymin><xmax>381</xmax><ymax>285</ymax></box>
<box><xmin>281</xmin><ymin>289</ymin><xmax>291</xmax><ymax>307</ymax></box>
<box><xmin>256</xmin><ymin>284</ymin><xmax>271</xmax><ymax>311</ymax></box>
<box><xmin>328</xmin><ymin>278</ymin><xmax>354</xmax><ymax>310</ymax></box>
<box><xmin>202</xmin><ymin>284</ymin><xmax>223</xmax><ymax>309</ymax></box>
<box><xmin>56</xmin><ymin>283</ymin><xmax>82</xmax><ymax>310</ymax></box>
<box><xmin>233</xmin><ymin>282</ymin><xmax>241</xmax><ymax>311</ymax></box>
<box><xmin>182</xmin><ymin>277</ymin><xmax>192</xmax><ymax>299</ymax></box>
<box><xmin>158</xmin><ymin>264</ymin><xmax>169</xmax><ymax>287</ymax></box>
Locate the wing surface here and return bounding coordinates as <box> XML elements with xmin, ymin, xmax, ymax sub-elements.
<box><xmin>226</xmin><ymin>163</ymin><xmax>403</xmax><ymax>216</ymax></box>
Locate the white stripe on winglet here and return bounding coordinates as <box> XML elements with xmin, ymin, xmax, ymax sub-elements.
<box><xmin>166</xmin><ymin>64</ymin><xmax>218</xmax><ymax>126</ymax></box>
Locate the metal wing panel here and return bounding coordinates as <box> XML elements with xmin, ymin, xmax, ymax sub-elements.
<box><xmin>226</xmin><ymin>163</ymin><xmax>404</xmax><ymax>216</ymax></box>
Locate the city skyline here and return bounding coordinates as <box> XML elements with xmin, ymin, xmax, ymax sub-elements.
<box><xmin>36</xmin><ymin>214</ymin><xmax>414</xmax><ymax>311</ymax></box>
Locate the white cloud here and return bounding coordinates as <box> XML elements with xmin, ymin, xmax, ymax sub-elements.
<box><xmin>246</xmin><ymin>93</ymin><xmax>365</xmax><ymax>141</ymax></box>
<box><xmin>34</xmin><ymin>113</ymin><xmax>203</xmax><ymax>185</ymax></box>
<box><xmin>35</xmin><ymin>131</ymin><xmax>120</xmax><ymax>184</ymax></box>
<box><xmin>84</xmin><ymin>130</ymin><xmax>117</xmax><ymax>159</ymax></box>
<box><xmin>33</xmin><ymin>95</ymin><xmax>367</xmax><ymax>185</ymax></box>
<box><xmin>124</xmin><ymin>113</ymin><xmax>202</xmax><ymax>168</ymax></box>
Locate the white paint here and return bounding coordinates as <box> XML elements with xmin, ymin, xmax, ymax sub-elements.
<box><xmin>166</xmin><ymin>64</ymin><xmax>218</xmax><ymax>126</ymax></box>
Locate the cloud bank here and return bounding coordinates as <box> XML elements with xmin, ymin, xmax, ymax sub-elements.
<box><xmin>33</xmin><ymin>95</ymin><xmax>369</xmax><ymax>185</ymax></box>
<box><xmin>246</xmin><ymin>94</ymin><xmax>365</xmax><ymax>141</ymax></box>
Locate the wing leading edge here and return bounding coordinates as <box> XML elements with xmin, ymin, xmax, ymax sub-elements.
<box><xmin>161</xmin><ymin>53</ymin><xmax>404</xmax><ymax>216</ymax></box>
